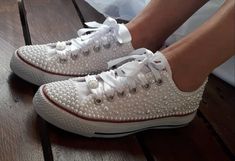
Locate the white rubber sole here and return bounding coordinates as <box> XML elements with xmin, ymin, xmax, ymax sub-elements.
<box><xmin>10</xmin><ymin>50</ymin><xmax>72</xmax><ymax>86</ymax></box>
<box><xmin>33</xmin><ymin>86</ymin><xmax>197</xmax><ymax>138</ymax></box>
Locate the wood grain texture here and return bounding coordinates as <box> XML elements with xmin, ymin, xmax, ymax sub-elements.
<box><xmin>49</xmin><ymin>125</ymin><xmax>146</xmax><ymax>161</ymax></box>
<box><xmin>23</xmin><ymin>0</ymin><xmax>146</xmax><ymax>160</ymax></box>
<box><xmin>74</xmin><ymin>0</ymin><xmax>105</xmax><ymax>23</ymax></box>
<box><xmin>24</xmin><ymin>0</ymin><xmax>83</xmax><ymax>44</ymax></box>
<box><xmin>74</xmin><ymin>0</ymin><xmax>127</xmax><ymax>24</ymax></box>
<box><xmin>200</xmin><ymin>75</ymin><xmax>235</xmax><ymax>156</ymax></box>
<box><xmin>0</xmin><ymin>1</ymin><xmax>44</xmax><ymax>161</ymax></box>
<box><xmin>139</xmin><ymin>116</ymin><xmax>231</xmax><ymax>161</ymax></box>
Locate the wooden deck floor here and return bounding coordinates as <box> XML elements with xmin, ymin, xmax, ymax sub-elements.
<box><xmin>0</xmin><ymin>0</ymin><xmax>234</xmax><ymax>161</ymax></box>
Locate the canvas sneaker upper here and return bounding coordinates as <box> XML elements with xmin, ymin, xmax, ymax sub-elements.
<box><xmin>36</xmin><ymin>49</ymin><xmax>207</xmax><ymax>123</ymax></box>
<box><xmin>13</xmin><ymin>17</ymin><xmax>134</xmax><ymax>80</ymax></box>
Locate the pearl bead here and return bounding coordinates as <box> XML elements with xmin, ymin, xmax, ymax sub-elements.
<box><xmin>87</xmin><ymin>80</ymin><xmax>99</xmax><ymax>89</ymax></box>
<box><xmin>56</xmin><ymin>41</ymin><xmax>66</xmax><ymax>51</ymax></box>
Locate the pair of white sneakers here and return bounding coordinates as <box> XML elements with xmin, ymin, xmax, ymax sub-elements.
<box><xmin>10</xmin><ymin>17</ymin><xmax>207</xmax><ymax>138</ymax></box>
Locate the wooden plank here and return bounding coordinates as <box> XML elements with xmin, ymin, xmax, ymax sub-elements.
<box><xmin>139</xmin><ymin>116</ymin><xmax>231</xmax><ymax>161</ymax></box>
<box><xmin>74</xmin><ymin>0</ymin><xmax>105</xmax><ymax>23</ymax></box>
<box><xmin>0</xmin><ymin>1</ymin><xmax>44</xmax><ymax>161</ymax></box>
<box><xmin>23</xmin><ymin>0</ymin><xmax>147</xmax><ymax>160</ymax></box>
<box><xmin>49</xmin><ymin>125</ymin><xmax>146</xmax><ymax>161</ymax></box>
<box><xmin>24</xmin><ymin>0</ymin><xmax>83</xmax><ymax>44</ymax></box>
<box><xmin>74</xmin><ymin>0</ymin><xmax>127</xmax><ymax>24</ymax></box>
<box><xmin>200</xmin><ymin>75</ymin><xmax>235</xmax><ymax>156</ymax></box>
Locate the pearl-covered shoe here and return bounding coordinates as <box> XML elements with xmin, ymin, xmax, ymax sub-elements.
<box><xmin>33</xmin><ymin>49</ymin><xmax>207</xmax><ymax>138</ymax></box>
<box><xmin>10</xmin><ymin>17</ymin><xmax>133</xmax><ymax>85</ymax></box>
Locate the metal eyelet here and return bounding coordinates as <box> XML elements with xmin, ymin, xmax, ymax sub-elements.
<box><xmin>129</xmin><ymin>88</ymin><xmax>137</xmax><ymax>94</ymax></box>
<box><xmin>142</xmin><ymin>83</ymin><xmax>150</xmax><ymax>90</ymax></box>
<box><xmin>111</xmin><ymin>65</ymin><xmax>117</xmax><ymax>70</ymax></box>
<box><xmin>116</xmin><ymin>41</ymin><xmax>122</xmax><ymax>46</ymax></box>
<box><xmin>156</xmin><ymin>79</ymin><xmax>163</xmax><ymax>86</ymax></box>
<box><xmin>66</xmin><ymin>41</ymin><xmax>72</xmax><ymax>45</ymax></box>
<box><xmin>93</xmin><ymin>45</ymin><xmax>101</xmax><ymax>52</ymax></box>
<box><xmin>103</xmin><ymin>43</ymin><xmax>111</xmax><ymax>49</ymax></box>
<box><xmin>71</xmin><ymin>53</ymin><xmax>78</xmax><ymax>60</ymax></box>
<box><xmin>94</xmin><ymin>98</ymin><xmax>102</xmax><ymax>105</ymax></box>
<box><xmin>117</xmin><ymin>91</ymin><xmax>125</xmax><ymax>98</ymax></box>
<box><xmin>59</xmin><ymin>58</ymin><xmax>67</xmax><ymax>64</ymax></box>
<box><xmin>106</xmin><ymin>95</ymin><xmax>114</xmax><ymax>102</ymax></box>
<box><xmin>82</xmin><ymin>49</ymin><xmax>90</xmax><ymax>56</ymax></box>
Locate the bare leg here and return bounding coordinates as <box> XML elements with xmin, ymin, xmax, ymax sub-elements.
<box><xmin>126</xmin><ymin>0</ymin><xmax>208</xmax><ymax>51</ymax></box>
<box><xmin>162</xmin><ymin>0</ymin><xmax>235</xmax><ymax>92</ymax></box>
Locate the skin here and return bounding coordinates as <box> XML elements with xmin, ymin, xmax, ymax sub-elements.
<box><xmin>127</xmin><ymin>0</ymin><xmax>209</xmax><ymax>51</ymax></box>
<box><xmin>126</xmin><ymin>0</ymin><xmax>235</xmax><ymax>92</ymax></box>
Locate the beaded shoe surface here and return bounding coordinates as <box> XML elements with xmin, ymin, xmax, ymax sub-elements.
<box><xmin>10</xmin><ymin>17</ymin><xmax>133</xmax><ymax>85</ymax></box>
<box><xmin>33</xmin><ymin>49</ymin><xmax>207</xmax><ymax>138</ymax></box>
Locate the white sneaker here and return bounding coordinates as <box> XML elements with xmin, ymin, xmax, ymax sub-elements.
<box><xmin>33</xmin><ymin>49</ymin><xmax>207</xmax><ymax>138</ymax></box>
<box><xmin>10</xmin><ymin>17</ymin><xmax>134</xmax><ymax>85</ymax></box>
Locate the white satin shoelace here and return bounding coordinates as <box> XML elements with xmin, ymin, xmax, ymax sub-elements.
<box><xmin>47</xmin><ymin>17</ymin><xmax>131</xmax><ymax>62</ymax></box>
<box><xmin>85</xmin><ymin>49</ymin><xmax>166</xmax><ymax>103</ymax></box>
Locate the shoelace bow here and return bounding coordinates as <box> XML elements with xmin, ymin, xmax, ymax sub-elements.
<box><xmin>48</xmin><ymin>17</ymin><xmax>130</xmax><ymax>60</ymax></box>
<box><xmin>85</xmin><ymin>49</ymin><xmax>166</xmax><ymax>102</ymax></box>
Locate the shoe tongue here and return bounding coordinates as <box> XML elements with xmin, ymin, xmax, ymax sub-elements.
<box><xmin>103</xmin><ymin>17</ymin><xmax>117</xmax><ymax>26</ymax></box>
<box><xmin>137</xmin><ymin>50</ymin><xmax>172</xmax><ymax>78</ymax></box>
<box><xmin>104</xmin><ymin>17</ymin><xmax>132</xmax><ymax>43</ymax></box>
<box><xmin>116</xmin><ymin>24</ymin><xmax>132</xmax><ymax>43</ymax></box>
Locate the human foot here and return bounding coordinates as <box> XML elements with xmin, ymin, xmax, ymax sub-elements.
<box><xmin>33</xmin><ymin>49</ymin><xmax>207</xmax><ymax>138</ymax></box>
<box><xmin>10</xmin><ymin>17</ymin><xmax>134</xmax><ymax>85</ymax></box>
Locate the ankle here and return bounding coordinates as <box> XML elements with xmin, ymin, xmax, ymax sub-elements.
<box><xmin>126</xmin><ymin>23</ymin><xmax>163</xmax><ymax>51</ymax></box>
<box><xmin>164</xmin><ymin>52</ymin><xmax>207</xmax><ymax>92</ymax></box>
<box><xmin>172</xmin><ymin>72</ymin><xmax>206</xmax><ymax>92</ymax></box>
